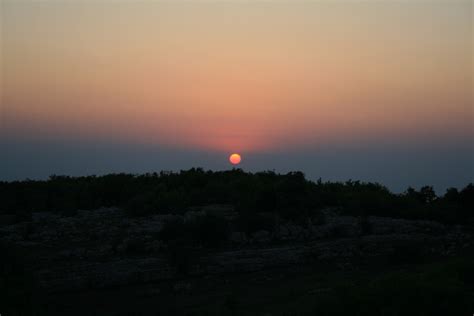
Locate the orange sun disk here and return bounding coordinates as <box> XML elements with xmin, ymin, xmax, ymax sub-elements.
<box><xmin>229</xmin><ymin>153</ymin><xmax>241</xmax><ymax>165</ymax></box>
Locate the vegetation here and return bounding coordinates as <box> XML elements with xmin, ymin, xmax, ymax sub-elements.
<box><xmin>1</xmin><ymin>169</ymin><xmax>473</xmax><ymax>315</ymax></box>
<box><xmin>1</xmin><ymin>168</ymin><xmax>472</xmax><ymax>224</ymax></box>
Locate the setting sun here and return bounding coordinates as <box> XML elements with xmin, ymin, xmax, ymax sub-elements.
<box><xmin>229</xmin><ymin>153</ymin><xmax>242</xmax><ymax>165</ymax></box>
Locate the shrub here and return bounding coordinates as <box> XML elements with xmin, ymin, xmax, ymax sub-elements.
<box><xmin>166</xmin><ymin>240</ymin><xmax>198</xmax><ymax>275</ymax></box>
<box><xmin>387</xmin><ymin>240</ymin><xmax>429</xmax><ymax>265</ymax></box>
<box><xmin>159</xmin><ymin>214</ymin><xmax>230</xmax><ymax>248</ymax></box>
<box><xmin>190</xmin><ymin>214</ymin><xmax>230</xmax><ymax>248</ymax></box>
<box><xmin>358</xmin><ymin>216</ymin><xmax>372</xmax><ymax>236</ymax></box>
<box><xmin>235</xmin><ymin>212</ymin><xmax>276</xmax><ymax>235</ymax></box>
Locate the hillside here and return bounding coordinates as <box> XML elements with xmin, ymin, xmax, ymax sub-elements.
<box><xmin>1</xmin><ymin>169</ymin><xmax>473</xmax><ymax>315</ymax></box>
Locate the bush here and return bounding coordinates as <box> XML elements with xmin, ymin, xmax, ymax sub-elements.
<box><xmin>358</xmin><ymin>216</ymin><xmax>372</xmax><ymax>236</ymax></box>
<box><xmin>166</xmin><ymin>240</ymin><xmax>199</xmax><ymax>275</ymax></box>
<box><xmin>387</xmin><ymin>240</ymin><xmax>430</xmax><ymax>265</ymax></box>
<box><xmin>159</xmin><ymin>218</ymin><xmax>188</xmax><ymax>242</ymax></box>
<box><xmin>235</xmin><ymin>212</ymin><xmax>276</xmax><ymax>235</ymax></box>
<box><xmin>160</xmin><ymin>214</ymin><xmax>230</xmax><ymax>248</ymax></box>
<box><xmin>191</xmin><ymin>214</ymin><xmax>230</xmax><ymax>248</ymax></box>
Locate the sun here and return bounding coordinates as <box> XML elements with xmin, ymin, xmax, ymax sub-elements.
<box><xmin>229</xmin><ymin>153</ymin><xmax>242</xmax><ymax>165</ymax></box>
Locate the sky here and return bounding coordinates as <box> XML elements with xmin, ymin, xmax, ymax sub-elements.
<box><xmin>1</xmin><ymin>0</ymin><xmax>473</xmax><ymax>193</ymax></box>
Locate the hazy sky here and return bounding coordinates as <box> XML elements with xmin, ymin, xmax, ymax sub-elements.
<box><xmin>1</xmin><ymin>0</ymin><xmax>473</xmax><ymax>192</ymax></box>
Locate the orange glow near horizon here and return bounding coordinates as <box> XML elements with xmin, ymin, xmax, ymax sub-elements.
<box><xmin>1</xmin><ymin>1</ymin><xmax>472</xmax><ymax>152</ymax></box>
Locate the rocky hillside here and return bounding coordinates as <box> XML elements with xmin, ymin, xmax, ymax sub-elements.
<box><xmin>1</xmin><ymin>206</ymin><xmax>471</xmax><ymax>293</ymax></box>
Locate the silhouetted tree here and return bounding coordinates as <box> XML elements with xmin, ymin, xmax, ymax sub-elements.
<box><xmin>0</xmin><ymin>170</ymin><xmax>472</xmax><ymax>224</ymax></box>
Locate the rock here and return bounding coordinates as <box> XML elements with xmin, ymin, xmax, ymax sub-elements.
<box><xmin>252</xmin><ymin>230</ymin><xmax>271</xmax><ymax>243</ymax></box>
<box><xmin>184</xmin><ymin>210</ymin><xmax>206</xmax><ymax>222</ymax></box>
<box><xmin>230</xmin><ymin>231</ymin><xmax>248</xmax><ymax>244</ymax></box>
<box><xmin>278</xmin><ymin>225</ymin><xmax>290</xmax><ymax>238</ymax></box>
<box><xmin>201</xmin><ymin>204</ymin><xmax>238</xmax><ymax>220</ymax></box>
<box><xmin>145</xmin><ymin>240</ymin><xmax>165</xmax><ymax>252</ymax></box>
<box><xmin>173</xmin><ymin>282</ymin><xmax>192</xmax><ymax>292</ymax></box>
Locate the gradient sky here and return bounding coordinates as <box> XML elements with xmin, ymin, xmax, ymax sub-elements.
<box><xmin>1</xmin><ymin>0</ymin><xmax>473</xmax><ymax>193</ymax></box>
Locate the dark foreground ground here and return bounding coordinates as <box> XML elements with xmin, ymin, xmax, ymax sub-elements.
<box><xmin>2</xmin><ymin>207</ymin><xmax>474</xmax><ymax>316</ymax></box>
<box><xmin>1</xmin><ymin>171</ymin><xmax>473</xmax><ymax>315</ymax></box>
<box><xmin>41</xmin><ymin>257</ymin><xmax>474</xmax><ymax>316</ymax></box>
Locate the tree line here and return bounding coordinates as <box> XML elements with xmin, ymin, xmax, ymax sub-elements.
<box><xmin>0</xmin><ymin>168</ymin><xmax>472</xmax><ymax>224</ymax></box>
